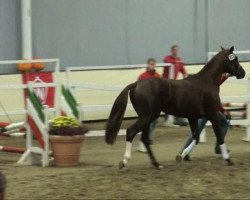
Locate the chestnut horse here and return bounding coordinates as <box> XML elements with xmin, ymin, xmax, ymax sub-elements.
<box><xmin>105</xmin><ymin>47</ymin><xmax>245</xmax><ymax>169</ymax></box>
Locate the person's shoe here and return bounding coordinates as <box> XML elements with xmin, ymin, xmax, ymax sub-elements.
<box><xmin>138</xmin><ymin>141</ymin><xmax>147</xmax><ymax>153</ymax></box>
<box><xmin>174</xmin><ymin>121</ymin><xmax>189</xmax><ymax>126</ymax></box>
<box><xmin>183</xmin><ymin>155</ymin><xmax>192</xmax><ymax>161</ymax></box>
<box><xmin>215</xmin><ymin>148</ymin><xmax>231</xmax><ymax>154</ymax></box>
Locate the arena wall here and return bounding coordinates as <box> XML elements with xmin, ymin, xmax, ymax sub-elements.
<box><xmin>1</xmin><ymin>0</ymin><xmax>250</xmax><ymax>73</ymax></box>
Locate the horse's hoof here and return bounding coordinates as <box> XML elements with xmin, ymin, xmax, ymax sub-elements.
<box><xmin>118</xmin><ymin>161</ymin><xmax>125</xmax><ymax>170</ymax></box>
<box><xmin>157</xmin><ymin>165</ymin><xmax>164</xmax><ymax>170</ymax></box>
<box><xmin>226</xmin><ymin>159</ymin><xmax>234</xmax><ymax>166</ymax></box>
<box><xmin>152</xmin><ymin>162</ymin><xmax>163</xmax><ymax>170</ymax></box>
<box><xmin>176</xmin><ymin>155</ymin><xmax>182</xmax><ymax>163</ymax></box>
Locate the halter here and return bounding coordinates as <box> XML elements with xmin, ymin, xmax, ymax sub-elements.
<box><xmin>227</xmin><ymin>53</ymin><xmax>245</xmax><ymax>79</ymax></box>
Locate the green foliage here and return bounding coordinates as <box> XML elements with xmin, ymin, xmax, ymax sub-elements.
<box><xmin>49</xmin><ymin>116</ymin><xmax>88</xmax><ymax>136</ymax></box>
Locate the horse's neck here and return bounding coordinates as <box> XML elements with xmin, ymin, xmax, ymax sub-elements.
<box><xmin>198</xmin><ymin>57</ymin><xmax>224</xmax><ymax>87</ymax></box>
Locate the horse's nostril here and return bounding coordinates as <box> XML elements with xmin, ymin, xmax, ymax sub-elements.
<box><xmin>238</xmin><ymin>70</ymin><xmax>246</xmax><ymax>79</ymax></box>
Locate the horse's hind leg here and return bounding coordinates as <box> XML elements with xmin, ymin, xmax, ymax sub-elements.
<box><xmin>119</xmin><ymin>116</ymin><xmax>150</xmax><ymax>169</ymax></box>
<box><xmin>141</xmin><ymin>124</ymin><xmax>163</xmax><ymax>169</ymax></box>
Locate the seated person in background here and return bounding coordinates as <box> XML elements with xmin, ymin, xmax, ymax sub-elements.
<box><xmin>137</xmin><ymin>58</ymin><xmax>160</xmax><ymax>152</ymax></box>
<box><xmin>180</xmin><ymin>73</ymin><xmax>230</xmax><ymax>161</ymax></box>
<box><xmin>163</xmin><ymin>45</ymin><xmax>188</xmax><ymax>127</ymax></box>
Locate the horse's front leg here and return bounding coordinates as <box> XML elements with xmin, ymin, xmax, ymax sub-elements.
<box><xmin>210</xmin><ymin>112</ymin><xmax>233</xmax><ymax>166</ymax></box>
<box><xmin>176</xmin><ymin>118</ymin><xmax>198</xmax><ymax>162</ymax></box>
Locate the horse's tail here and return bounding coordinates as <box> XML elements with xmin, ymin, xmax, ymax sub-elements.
<box><xmin>105</xmin><ymin>82</ymin><xmax>137</xmax><ymax>145</ymax></box>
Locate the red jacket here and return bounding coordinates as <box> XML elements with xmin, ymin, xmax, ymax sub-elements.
<box><xmin>163</xmin><ymin>55</ymin><xmax>187</xmax><ymax>79</ymax></box>
<box><xmin>220</xmin><ymin>73</ymin><xmax>229</xmax><ymax>85</ymax></box>
<box><xmin>138</xmin><ymin>69</ymin><xmax>161</xmax><ymax>80</ymax></box>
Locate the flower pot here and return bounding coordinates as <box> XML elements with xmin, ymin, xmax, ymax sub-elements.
<box><xmin>49</xmin><ymin>135</ymin><xmax>84</xmax><ymax>167</ymax></box>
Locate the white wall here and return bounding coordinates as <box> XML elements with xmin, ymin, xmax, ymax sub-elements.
<box><xmin>0</xmin><ymin>62</ymin><xmax>249</xmax><ymax>122</ymax></box>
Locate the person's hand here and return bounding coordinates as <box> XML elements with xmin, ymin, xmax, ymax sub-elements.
<box><xmin>222</xmin><ymin>73</ymin><xmax>230</xmax><ymax>78</ymax></box>
<box><xmin>225</xmin><ymin>113</ymin><xmax>231</xmax><ymax>121</ymax></box>
<box><xmin>176</xmin><ymin>59</ymin><xmax>183</xmax><ymax>64</ymax></box>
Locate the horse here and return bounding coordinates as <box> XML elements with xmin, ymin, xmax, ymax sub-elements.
<box><xmin>105</xmin><ymin>46</ymin><xmax>246</xmax><ymax>169</ymax></box>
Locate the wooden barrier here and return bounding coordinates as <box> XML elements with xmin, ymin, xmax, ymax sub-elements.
<box><xmin>17</xmin><ymin>83</ymin><xmax>55</xmax><ymax>167</ymax></box>
<box><xmin>61</xmin><ymin>82</ymin><xmax>81</xmax><ymax>121</ymax></box>
<box><xmin>0</xmin><ymin>146</ymin><xmax>25</xmax><ymax>154</ymax></box>
<box><xmin>0</xmin><ymin>122</ymin><xmax>26</xmax><ymax>153</ymax></box>
<box><xmin>17</xmin><ymin>81</ymin><xmax>78</xmax><ymax>166</ymax></box>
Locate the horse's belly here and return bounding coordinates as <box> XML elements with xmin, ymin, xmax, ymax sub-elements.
<box><xmin>165</xmin><ymin>107</ymin><xmax>204</xmax><ymax>118</ymax></box>
<box><xmin>163</xmin><ymin>95</ymin><xmax>205</xmax><ymax>118</ymax></box>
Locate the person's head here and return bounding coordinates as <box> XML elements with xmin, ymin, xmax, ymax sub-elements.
<box><xmin>171</xmin><ymin>45</ymin><xmax>179</xmax><ymax>57</ymax></box>
<box><xmin>147</xmin><ymin>58</ymin><xmax>156</xmax><ymax>71</ymax></box>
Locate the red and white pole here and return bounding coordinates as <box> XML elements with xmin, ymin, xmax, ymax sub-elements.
<box><xmin>0</xmin><ymin>146</ymin><xmax>25</xmax><ymax>154</ymax></box>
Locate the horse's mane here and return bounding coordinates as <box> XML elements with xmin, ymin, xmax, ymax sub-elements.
<box><xmin>198</xmin><ymin>49</ymin><xmax>229</xmax><ymax>75</ymax></box>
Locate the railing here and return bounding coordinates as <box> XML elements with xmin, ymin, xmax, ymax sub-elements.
<box><xmin>0</xmin><ymin>58</ymin><xmax>60</xmax><ymax>117</ymax></box>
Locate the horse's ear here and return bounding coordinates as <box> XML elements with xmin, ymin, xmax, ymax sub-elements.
<box><xmin>230</xmin><ymin>46</ymin><xmax>234</xmax><ymax>53</ymax></box>
<box><xmin>221</xmin><ymin>46</ymin><xmax>225</xmax><ymax>51</ymax></box>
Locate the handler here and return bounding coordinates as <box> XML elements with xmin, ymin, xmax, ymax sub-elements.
<box><xmin>137</xmin><ymin>58</ymin><xmax>160</xmax><ymax>152</ymax></box>
<box><xmin>180</xmin><ymin>73</ymin><xmax>230</xmax><ymax>161</ymax></box>
<box><xmin>163</xmin><ymin>45</ymin><xmax>188</xmax><ymax>126</ymax></box>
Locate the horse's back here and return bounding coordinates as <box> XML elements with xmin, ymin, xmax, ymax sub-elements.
<box><xmin>134</xmin><ymin>78</ymin><xmax>169</xmax><ymax>98</ymax></box>
<box><xmin>129</xmin><ymin>78</ymin><xmax>167</xmax><ymax>111</ymax></box>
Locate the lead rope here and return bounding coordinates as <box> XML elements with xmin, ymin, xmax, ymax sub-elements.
<box><xmin>226</xmin><ymin>114</ymin><xmax>232</xmax><ymax>130</ymax></box>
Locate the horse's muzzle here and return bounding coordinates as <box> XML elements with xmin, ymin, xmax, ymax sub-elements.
<box><xmin>235</xmin><ymin>67</ymin><xmax>246</xmax><ymax>79</ymax></box>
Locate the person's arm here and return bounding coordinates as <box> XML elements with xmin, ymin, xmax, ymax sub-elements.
<box><xmin>179</xmin><ymin>63</ymin><xmax>187</xmax><ymax>78</ymax></box>
<box><xmin>155</xmin><ymin>73</ymin><xmax>161</xmax><ymax>78</ymax></box>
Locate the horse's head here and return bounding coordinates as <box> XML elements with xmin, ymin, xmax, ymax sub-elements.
<box><xmin>221</xmin><ymin>46</ymin><xmax>245</xmax><ymax>79</ymax></box>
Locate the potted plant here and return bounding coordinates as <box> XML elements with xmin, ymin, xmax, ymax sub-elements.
<box><xmin>49</xmin><ymin>116</ymin><xmax>88</xmax><ymax>166</ymax></box>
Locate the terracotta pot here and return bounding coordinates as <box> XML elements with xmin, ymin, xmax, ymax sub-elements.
<box><xmin>49</xmin><ymin>135</ymin><xmax>84</xmax><ymax>167</ymax></box>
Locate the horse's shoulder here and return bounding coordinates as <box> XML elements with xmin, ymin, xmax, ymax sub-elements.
<box><xmin>203</xmin><ymin>89</ymin><xmax>220</xmax><ymax>104</ymax></box>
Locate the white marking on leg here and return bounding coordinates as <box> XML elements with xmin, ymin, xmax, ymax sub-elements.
<box><xmin>181</xmin><ymin>140</ymin><xmax>196</xmax><ymax>158</ymax></box>
<box><xmin>123</xmin><ymin>142</ymin><xmax>132</xmax><ymax>165</ymax></box>
<box><xmin>219</xmin><ymin>143</ymin><xmax>229</xmax><ymax>160</ymax></box>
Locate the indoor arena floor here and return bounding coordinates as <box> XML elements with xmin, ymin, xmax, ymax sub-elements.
<box><xmin>1</xmin><ymin>119</ymin><xmax>250</xmax><ymax>199</ymax></box>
